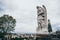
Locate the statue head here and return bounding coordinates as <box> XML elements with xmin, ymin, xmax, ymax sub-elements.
<box><xmin>37</xmin><ymin>5</ymin><xmax>47</xmax><ymax>15</ymax></box>
<box><xmin>36</xmin><ymin>6</ymin><xmax>44</xmax><ymax>13</ymax></box>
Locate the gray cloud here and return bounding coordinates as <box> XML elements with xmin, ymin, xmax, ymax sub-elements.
<box><xmin>0</xmin><ymin>0</ymin><xmax>60</xmax><ymax>33</ymax></box>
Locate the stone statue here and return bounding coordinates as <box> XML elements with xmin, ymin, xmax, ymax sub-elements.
<box><xmin>36</xmin><ymin>5</ymin><xmax>48</xmax><ymax>34</ymax></box>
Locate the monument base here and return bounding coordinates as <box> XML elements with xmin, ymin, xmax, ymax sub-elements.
<box><xmin>36</xmin><ymin>34</ymin><xmax>51</xmax><ymax>40</ymax></box>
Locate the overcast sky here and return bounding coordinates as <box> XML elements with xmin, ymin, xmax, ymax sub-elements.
<box><xmin>0</xmin><ymin>0</ymin><xmax>60</xmax><ymax>33</ymax></box>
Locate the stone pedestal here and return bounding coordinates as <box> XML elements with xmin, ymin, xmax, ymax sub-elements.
<box><xmin>36</xmin><ymin>34</ymin><xmax>50</xmax><ymax>40</ymax></box>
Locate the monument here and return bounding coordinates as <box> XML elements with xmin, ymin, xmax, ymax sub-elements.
<box><xmin>36</xmin><ymin>5</ymin><xmax>53</xmax><ymax>40</ymax></box>
<box><xmin>36</xmin><ymin>5</ymin><xmax>48</xmax><ymax>34</ymax></box>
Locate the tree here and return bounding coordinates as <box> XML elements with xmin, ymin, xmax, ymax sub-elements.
<box><xmin>0</xmin><ymin>15</ymin><xmax>16</xmax><ymax>33</ymax></box>
<box><xmin>48</xmin><ymin>19</ymin><xmax>52</xmax><ymax>33</ymax></box>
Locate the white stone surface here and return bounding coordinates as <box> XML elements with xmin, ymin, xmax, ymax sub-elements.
<box><xmin>36</xmin><ymin>5</ymin><xmax>48</xmax><ymax>34</ymax></box>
